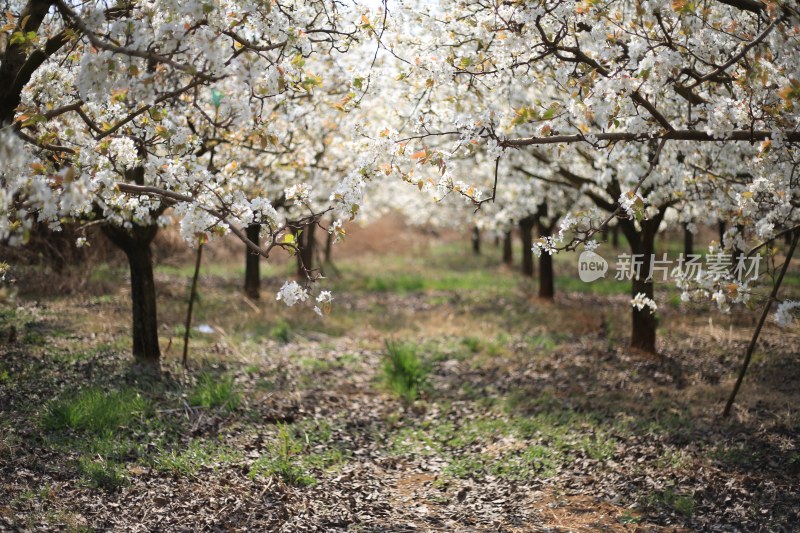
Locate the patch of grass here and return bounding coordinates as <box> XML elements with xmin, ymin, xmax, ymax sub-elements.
<box><xmin>51</xmin><ymin>341</ymin><xmax>125</xmax><ymax>364</ymax></box>
<box><xmin>154</xmin><ymin>440</ymin><xmax>240</xmax><ymax>475</ymax></box>
<box><xmin>364</xmin><ymin>274</ymin><xmax>425</xmax><ymax>293</ymax></box>
<box><xmin>710</xmin><ymin>442</ymin><xmax>752</xmax><ymax>466</ymax></box>
<box><xmin>647</xmin><ymin>487</ymin><xmax>696</xmax><ymax>517</ymax></box>
<box><xmin>44</xmin><ymin>388</ymin><xmax>151</xmax><ymax>436</ymax></box>
<box><xmin>249</xmin><ymin>424</ymin><xmax>316</xmax><ymax>486</ymax></box>
<box><xmin>461</xmin><ymin>336</ymin><xmax>482</xmax><ymax>353</ymax></box>
<box><xmin>382</xmin><ymin>341</ymin><xmax>429</xmax><ymax>403</ymax></box>
<box><xmin>492</xmin><ymin>444</ymin><xmax>560</xmax><ymax>479</ymax></box>
<box><xmin>524</xmin><ymin>332</ymin><xmax>567</xmax><ymax>353</ymax></box>
<box><xmin>189</xmin><ymin>373</ymin><xmax>239</xmax><ymax>411</ymax></box>
<box><xmin>578</xmin><ymin>433</ymin><xmax>616</xmax><ymax>461</ymax></box>
<box><xmin>389</xmin><ymin>427</ymin><xmax>444</xmax><ymax>457</ymax></box>
<box><xmin>445</xmin><ymin>419</ymin><xmax>509</xmax><ymax>448</ymax></box>
<box><xmin>444</xmin><ymin>454</ymin><xmax>487</xmax><ymax>479</ymax></box>
<box><xmin>269</xmin><ymin>320</ymin><xmax>292</xmax><ymax>343</ymax></box>
<box><xmin>78</xmin><ymin>458</ymin><xmax>127</xmax><ymax>490</ymax></box>
<box><xmin>22</xmin><ymin>329</ymin><xmax>47</xmax><ymax>345</ymax></box>
<box><xmin>442</xmin><ymin>444</ymin><xmax>561</xmax><ymax>481</ymax></box>
<box><xmin>294</xmin><ymin>419</ymin><xmax>334</xmax><ymax>444</ymax></box>
<box><xmin>504</xmin><ymin>389</ymin><xmax>567</xmax><ymax>416</ymax></box>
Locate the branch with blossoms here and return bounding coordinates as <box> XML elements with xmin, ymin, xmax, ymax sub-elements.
<box><xmin>114</xmin><ymin>182</ymin><xmax>331</xmax><ymax>265</ymax></box>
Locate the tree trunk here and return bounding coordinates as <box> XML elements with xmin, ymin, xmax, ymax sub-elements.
<box><xmin>718</xmin><ymin>221</ymin><xmax>726</xmax><ymax>244</ymax></box>
<box><xmin>538</xmin><ymin>237</ymin><xmax>554</xmax><ymax>300</ymax></box>
<box><xmin>296</xmin><ymin>222</ymin><xmax>316</xmax><ymax>278</ymax></box>
<box><xmin>471</xmin><ymin>226</ymin><xmax>481</xmax><ymax>255</ymax></box>
<box><xmin>536</xmin><ymin>203</ymin><xmax>554</xmax><ymax>299</ymax></box>
<box><xmin>683</xmin><ymin>223</ymin><xmax>693</xmax><ymax>257</ymax></box>
<box><xmin>244</xmin><ymin>223</ymin><xmax>260</xmax><ymax>299</ymax></box>
<box><xmin>325</xmin><ymin>227</ymin><xmax>334</xmax><ymax>264</ymax></box>
<box><xmin>102</xmin><ymin>223</ymin><xmax>161</xmax><ymax>367</ymax></box>
<box><xmin>538</xmin><ymin>242</ymin><xmax>554</xmax><ymax>299</ymax></box>
<box><xmin>520</xmin><ymin>216</ymin><xmax>535</xmax><ymax>277</ymax></box>
<box><xmin>619</xmin><ymin>216</ymin><xmax>663</xmax><ymax>354</ymax></box>
<box><xmin>502</xmin><ymin>230</ymin><xmax>513</xmax><ymax>266</ymax></box>
<box><xmin>734</xmin><ymin>223</ymin><xmax>745</xmax><ymax>264</ymax></box>
<box><xmin>611</xmin><ymin>225</ymin><xmax>620</xmax><ymax>248</ymax></box>
<box><xmin>630</xmin><ymin>262</ymin><xmax>657</xmax><ymax>352</ymax></box>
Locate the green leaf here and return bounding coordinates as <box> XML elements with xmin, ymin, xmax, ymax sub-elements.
<box><xmin>211</xmin><ymin>89</ymin><xmax>224</xmax><ymax>108</ymax></box>
<box><xmin>10</xmin><ymin>32</ymin><xmax>27</xmax><ymax>45</ymax></box>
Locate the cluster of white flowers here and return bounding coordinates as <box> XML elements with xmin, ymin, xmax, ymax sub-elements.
<box><xmin>531</xmin><ymin>237</ymin><xmax>557</xmax><ymax>258</ymax></box>
<box><xmin>328</xmin><ymin>219</ymin><xmax>345</xmax><ymax>242</ymax></box>
<box><xmin>276</xmin><ymin>281</ymin><xmax>310</xmax><ymax>307</ymax></box>
<box><xmin>108</xmin><ymin>137</ymin><xmax>139</xmax><ymax>169</ymax></box>
<box><xmin>774</xmin><ymin>301</ymin><xmax>799</xmax><ymax>328</ymax></box>
<box><xmin>0</xmin><ymin>128</ymin><xmax>29</xmax><ymax>178</ymax></box>
<box><xmin>285</xmin><ymin>183</ymin><xmax>311</xmax><ymax>202</ymax></box>
<box><xmin>244</xmin><ymin>199</ymin><xmax>278</xmax><ymax>231</ymax></box>
<box><xmin>314</xmin><ymin>291</ymin><xmax>333</xmax><ymax>316</ymax></box>
<box><xmin>631</xmin><ymin>293</ymin><xmax>658</xmax><ymax>314</ymax></box>
<box><xmin>584</xmin><ymin>240</ymin><xmax>600</xmax><ymax>252</ymax></box>
<box><xmin>618</xmin><ymin>191</ymin><xmax>646</xmax><ymax>220</ymax></box>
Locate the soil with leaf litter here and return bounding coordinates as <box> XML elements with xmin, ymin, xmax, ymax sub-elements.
<box><xmin>1</xmin><ymin>243</ymin><xmax>799</xmax><ymax>532</ymax></box>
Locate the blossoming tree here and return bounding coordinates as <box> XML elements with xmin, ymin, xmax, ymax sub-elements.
<box><xmin>369</xmin><ymin>0</ymin><xmax>800</xmax><ymax>353</ymax></box>
<box><xmin>0</xmin><ymin>0</ymin><xmax>375</xmax><ymax>366</ymax></box>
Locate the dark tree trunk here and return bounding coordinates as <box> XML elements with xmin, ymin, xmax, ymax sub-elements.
<box><xmin>619</xmin><ymin>216</ymin><xmax>663</xmax><ymax>354</ymax></box>
<box><xmin>520</xmin><ymin>216</ymin><xmax>535</xmax><ymax>277</ymax></box>
<box><xmin>630</xmin><ymin>260</ymin><xmax>657</xmax><ymax>353</ymax></box>
<box><xmin>537</xmin><ymin>206</ymin><xmax>555</xmax><ymax>299</ymax></box>
<box><xmin>325</xmin><ymin>227</ymin><xmax>334</xmax><ymax>264</ymax></box>
<box><xmin>244</xmin><ymin>223</ymin><xmax>260</xmax><ymax>299</ymax></box>
<box><xmin>734</xmin><ymin>223</ymin><xmax>745</xmax><ymax>264</ymax></box>
<box><xmin>683</xmin><ymin>223</ymin><xmax>693</xmax><ymax>257</ymax></box>
<box><xmin>471</xmin><ymin>226</ymin><xmax>481</xmax><ymax>255</ymax></box>
<box><xmin>0</xmin><ymin>0</ymin><xmax>63</xmax><ymax>125</ymax></box>
<box><xmin>296</xmin><ymin>222</ymin><xmax>316</xmax><ymax>278</ymax></box>
<box><xmin>502</xmin><ymin>230</ymin><xmax>513</xmax><ymax>266</ymax></box>
<box><xmin>538</xmin><ymin>241</ymin><xmax>554</xmax><ymax>299</ymax></box>
<box><xmin>718</xmin><ymin>221</ymin><xmax>726</xmax><ymax>244</ymax></box>
<box><xmin>102</xmin><ymin>223</ymin><xmax>161</xmax><ymax>366</ymax></box>
<box><xmin>612</xmin><ymin>225</ymin><xmax>620</xmax><ymax>248</ymax></box>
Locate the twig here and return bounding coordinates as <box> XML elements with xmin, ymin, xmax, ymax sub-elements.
<box><xmin>723</xmin><ymin>229</ymin><xmax>798</xmax><ymax>416</ymax></box>
<box><xmin>182</xmin><ymin>241</ymin><xmax>204</xmax><ymax>368</ymax></box>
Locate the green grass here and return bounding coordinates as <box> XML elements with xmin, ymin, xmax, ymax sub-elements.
<box><xmin>364</xmin><ymin>274</ymin><xmax>425</xmax><ymax>293</ymax></box>
<box><xmin>189</xmin><ymin>373</ymin><xmax>239</xmax><ymax>411</ymax></box>
<box><xmin>461</xmin><ymin>336</ymin><xmax>482</xmax><ymax>353</ymax></box>
<box><xmin>248</xmin><ymin>424</ymin><xmax>317</xmax><ymax>486</ymax></box>
<box><xmin>382</xmin><ymin>341</ymin><xmax>429</xmax><ymax>403</ymax></box>
<box><xmin>387</xmin><ymin>406</ymin><xmax>618</xmax><ymax>483</ymax></box>
<box><xmin>78</xmin><ymin>458</ymin><xmax>127</xmax><ymax>490</ymax></box>
<box><xmin>153</xmin><ymin>440</ymin><xmax>240</xmax><ymax>475</ymax></box>
<box><xmin>647</xmin><ymin>487</ymin><xmax>696</xmax><ymax>517</ymax></box>
<box><xmin>269</xmin><ymin>319</ymin><xmax>292</xmax><ymax>343</ymax></box>
<box><xmin>44</xmin><ymin>388</ymin><xmax>151</xmax><ymax>436</ymax></box>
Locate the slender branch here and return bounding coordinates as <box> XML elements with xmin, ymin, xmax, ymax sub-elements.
<box><xmin>220</xmin><ymin>30</ymin><xmax>287</xmax><ymax>52</ymax></box>
<box><xmin>746</xmin><ymin>223</ymin><xmax>800</xmax><ymax>258</ymax></box>
<box><xmin>723</xmin><ymin>229</ymin><xmax>799</xmax><ymax>417</ymax></box>
<box><xmin>182</xmin><ymin>241</ymin><xmax>203</xmax><ymax>369</ymax></box>
<box><xmin>54</xmin><ymin>0</ymin><xmax>215</xmax><ymax>80</ymax></box>
<box><xmin>502</xmin><ymin>129</ymin><xmax>800</xmax><ymax>148</ymax></box>
<box><xmin>689</xmin><ymin>13</ymin><xmax>782</xmax><ymax>88</ymax></box>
